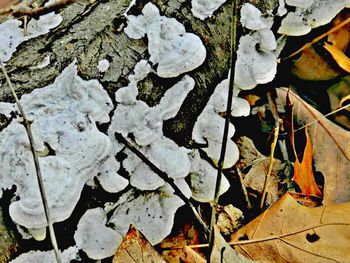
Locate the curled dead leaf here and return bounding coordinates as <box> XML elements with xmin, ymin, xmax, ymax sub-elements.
<box><xmin>277</xmin><ymin>88</ymin><xmax>350</xmax><ymax>203</ymax></box>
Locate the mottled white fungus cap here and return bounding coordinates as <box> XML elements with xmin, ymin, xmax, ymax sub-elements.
<box><xmin>0</xmin><ymin>101</ymin><xmax>16</xmax><ymax>117</ymax></box>
<box><xmin>10</xmin><ymin>246</ymin><xmax>79</xmax><ymax>263</ymax></box>
<box><xmin>240</xmin><ymin>3</ymin><xmax>274</xmax><ymax>30</ymax></box>
<box><xmin>0</xmin><ymin>11</ymin><xmax>62</xmax><ymax>62</ymax></box>
<box><xmin>110</xmin><ymin>66</ymin><xmax>193</xmax><ymax>191</ymax></box>
<box><xmin>286</xmin><ymin>0</ymin><xmax>314</xmax><ymax>8</ymax></box>
<box><xmin>192</xmin><ymin>75</ymin><xmax>250</xmax><ymax>168</ymax></box>
<box><xmin>123</xmin><ymin>137</ymin><xmax>191</xmax><ymax>191</ymax></box>
<box><xmin>97</xmin><ymin>59</ymin><xmax>110</xmax><ymax>72</ymax></box>
<box><xmin>124</xmin><ymin>3</ymin><xmax>206</xmax><ymax>78</ymax></box>
<box><xmin>277</xmin><ymin>0</ymin><xmax>287</xmax><ymax>16</ymax></box>
<box><xmin>74</xmin><ymin>208</ymin><xmax>122</xmax><ymax>260</ymax></box>
<box><xmin>0</xmin><ymin>61</ymin><xmax>127</xmax><ymax>233</ymax></box>
<box><xmin>278</xmin><ymin>0</ymin><xmax>350</xmax><ymax>36</ymax></box>
<box><xmin>191</xmin><ymin>0</ymin><xmax>227</xmax><ymax>20</ymax></box>
<box><xmin>234</xmin><ymin>29</ymin><xmax>277</xmax><ymax>90</ymax></box>
<box><xmin>189</xmin><ymin>151</ymin><xmax>230</xmax><ymax>202</ymax></box>
<box><xmin>208</xmin><ymin>77</ymin><xmax>250</xmax><ymax>116</ymax></box>
<box><xmin>108</xmin><ymin>185</ymin><xmax>185</xmax><ymax>245</ymax></box>
<box><xmin>193</xmin><ymin>108</ymin><xmax>238</xmax><ymax>169</ymax></box>
<box><xmin>110</xmin><ymin>69</ymin><xmax>194</xmax><ymax>146</ymax></box>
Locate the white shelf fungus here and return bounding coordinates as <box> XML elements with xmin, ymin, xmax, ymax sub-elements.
<box><xmin>277</xmin><ymin>0</ymin><xmax>287</xmax><ymax>16</ymax></box>
<box><xmin>109</xmin><ymin>60</ymin><xmax>194</xmax><ymax>191</ymax></box>
<box><xmin>0</xmin><ymin>11</ymin><xmax>62</xmax><ymax>62</ymax></box>
<box><xmin>123</xmin><ymin>137</ymin><xmax>191</xmax><ymax>191</ymax></box>
<box><xmin>124</xmin><ymin>3</ymin><xmax>206</xmax><ymax>78</ymax></box>
<box><xmin>108</xmin><ymin>185</ymin><xmax>185</xmax><ymax>245</ymax></box>
<box><xmin>10</xmin><ymin>246</ymin><xmax>79</xmax><ymax>263</ymax></box>
<box><xmin>278</xmin><ymin>0</ymin><xmax>350</xmax><ymax>36</ymax></box>
<box><xmin>97</xmin><ymin>59</ymin><xmax>110</xmax><ymax>72</ymax></box>
<box><xmin>240</xmin><ymin>3</ymin><xmax>274</xmax><ymax>30</ymax></box>
<box><xmin>191</xmin><ymin>0</ymin><xmax>227</xmax><ymax>20</ymax></box>
<box><xmin>286</xmin><ymin>0</ymin><xmax>314</xmax><ymax>8</ymax></box>
<box><xmin>74</xmin><ymin>208</ymin><xmax>122</xmax><ymax>260</ymax></box>
<box><xmin>189</xmin><ymin>151</ymin><xmax>230</xmax><ymax>202</ymax></box>
<box><xmin>193</xmin><ymin>76</ymin><xmax>249</xmax><ymax>168</ymax></box>
<box><xmin>235</xmin><ymin>29</ymin><xmax>278</xmax><ymax>90</ymax></box>
<box><xmin>235</xmin><ymin>4</ymin><xmax>278</xmax><ymax>90</ymax></box>
<box><xmin>109</xmin><ymin>60</ymin><xmax>195</xmax><ymax>147</ymax></box>
<box><xmin>0</xmin><ymin>61</ymin><xmax>127</xmax><ymax>234</ymax></box>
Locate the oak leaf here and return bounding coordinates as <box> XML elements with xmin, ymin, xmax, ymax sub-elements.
<box><xmin>113</xmin><ymin>225</ymin><xmax>166</xmax><ymax>263</ymax></box>
<box><xmin>277</xmin><ymin>88</ymin><xmax>350</xmax><ymax>203</ymax></box>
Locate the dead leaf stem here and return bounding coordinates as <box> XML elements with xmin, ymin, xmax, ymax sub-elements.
<box><xmin>114</xmin><ymin>133</ymin><xmax>209</xmax><ymax>234</ymax></box>
<box><xmin>207</xmin><ymin>0</ymin><xmax>239</xmax><ymax>260</ymax></box>
<box><xmin>260</xmin><ymin>125</ymin><xmax>279</xmax><ymax>209</ymax></box>
<box><xmin>295</xmin><ymin>103</ymin><xmax>350</xmax><ymax>132</ymax></box>
<box><xmin>187</xmin><ymin>222</ymin><xmax>350</xmax><ymax>248</ymax></box>
<box><xmin>11</xmin><ymin>0</ymin><xmax>76</xmax><ymax>17</ymax></box>
<box><xmin>236</xmin><ymin>168</ymin><xmax>252</xmax><ymax>209</ymax></box>
<box><xmin>0</xmin><ymin>61</ymin><xmax>62</xmax><ymax>263</ymax></box>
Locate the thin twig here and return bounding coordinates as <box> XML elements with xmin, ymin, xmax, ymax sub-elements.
<box><xmin>294</xmin><ymin>103</ymin><xmax>350</xmax><ymax>132</ymax></box>
<box><xmin>0</xmin><ymin>61</ymin><xmax>62</xmax><ymax>263</ymax></box>
<box><xmin>236</xmin><ymin>168</ymin><xmax>252</xmax><ymax>209</ymax></box>
<box><xmin>260</xmin><ymin>125</ymin><xmax>279</xmax><ymax>209</ymax></box>
<box><xmin>207</xmin><ymin>0</ymin><xmax>239</xmax><ymax>260</ymax></box>
<box><xmin>114</xmin><ymin>133</ymin><xmax>209</xmax><ymax>234</ymax></box>
<box><xmin>187</xmin><ymin>222</ymin><xmax>350</xmax><ymax>248</ymax></box>
<box><xmin>11</xmin><ymin>0</ymin><xmax>76</xmax><ymax>17</ymax></box>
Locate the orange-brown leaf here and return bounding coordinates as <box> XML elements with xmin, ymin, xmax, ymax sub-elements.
<box><xmin>113</xmin><ymin>225</ymin><xmax>166</xmax><ymax>263</ymax></box>
<box><xmin>292</xmin><ymin>128</ymin><xmax>322</xmax><ymax>198</ymax></box>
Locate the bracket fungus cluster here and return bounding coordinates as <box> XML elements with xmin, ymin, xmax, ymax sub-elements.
<box><xmin>234</xmin><ymin>3</ymin><xmax>281</xmax><ymax>90</ymax></box>
<box><xmin>124</xmin><ymin>3</ymin><xmax>206</xmax><ymax>78</ymax></box>
<box><xmin>0</xmin><ymin>6</ymin><xmax>62</xmax><ymax>62</ymax></box>
<box><xmin>192</xmin><ymin>75</ymin><xmax>250</xmax><ymax>169</ymax></box>
<box><xmin>191</xmin><ymin>0</ymin><xmax>227</xmax><ymax>20</ymax></box>
<box><xmin>0</xmin><ymin>62</ymin><xmax>128</xmax><ymax>241</ymax></box>
<box><xmin>278</xmin><ymin>0</ymin><xmax>350</xmax><ymax>36</ymax></box>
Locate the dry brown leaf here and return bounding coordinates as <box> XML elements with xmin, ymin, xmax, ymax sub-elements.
<box><xmin>230</xmin><ymin>193</ymin><xmax>350</xmax><ymax>263</ymax></box>
<box><xmin>160</xmin><ymin>222</ymin><xmax>202</xmax><ymax>263</ymax></box>
<box><xmin>113</xmin><ymin>225</ymin><xmax>166</xmax><ymax>263</ymax></box>
<box><xmin>291</xmin><ymin>47</ymin><xmax>341</xmax><ymax>81</ymax></box>
<box><xmin>292</xmin><ymin>128</ymin><xmax>322</xmax><ymax>198</ymax></box>
<box><xmin>211</xmin><ymin>226</ymin><xmax>254</xmax><ymax>263</ymax></box>
<box><xmin>243</xmin><ymin>158</ymin><xmax>281</xmax><ymax>206</ymax></box>
<box><xmin>181</xmin><ymin>246</ymin><xmax>206</xmax><ymax>263</ymax></box>
<box><xmin>277</xmin><ymin>88</ymin><xmax>350</xmax><ymax>203</ymax></box>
